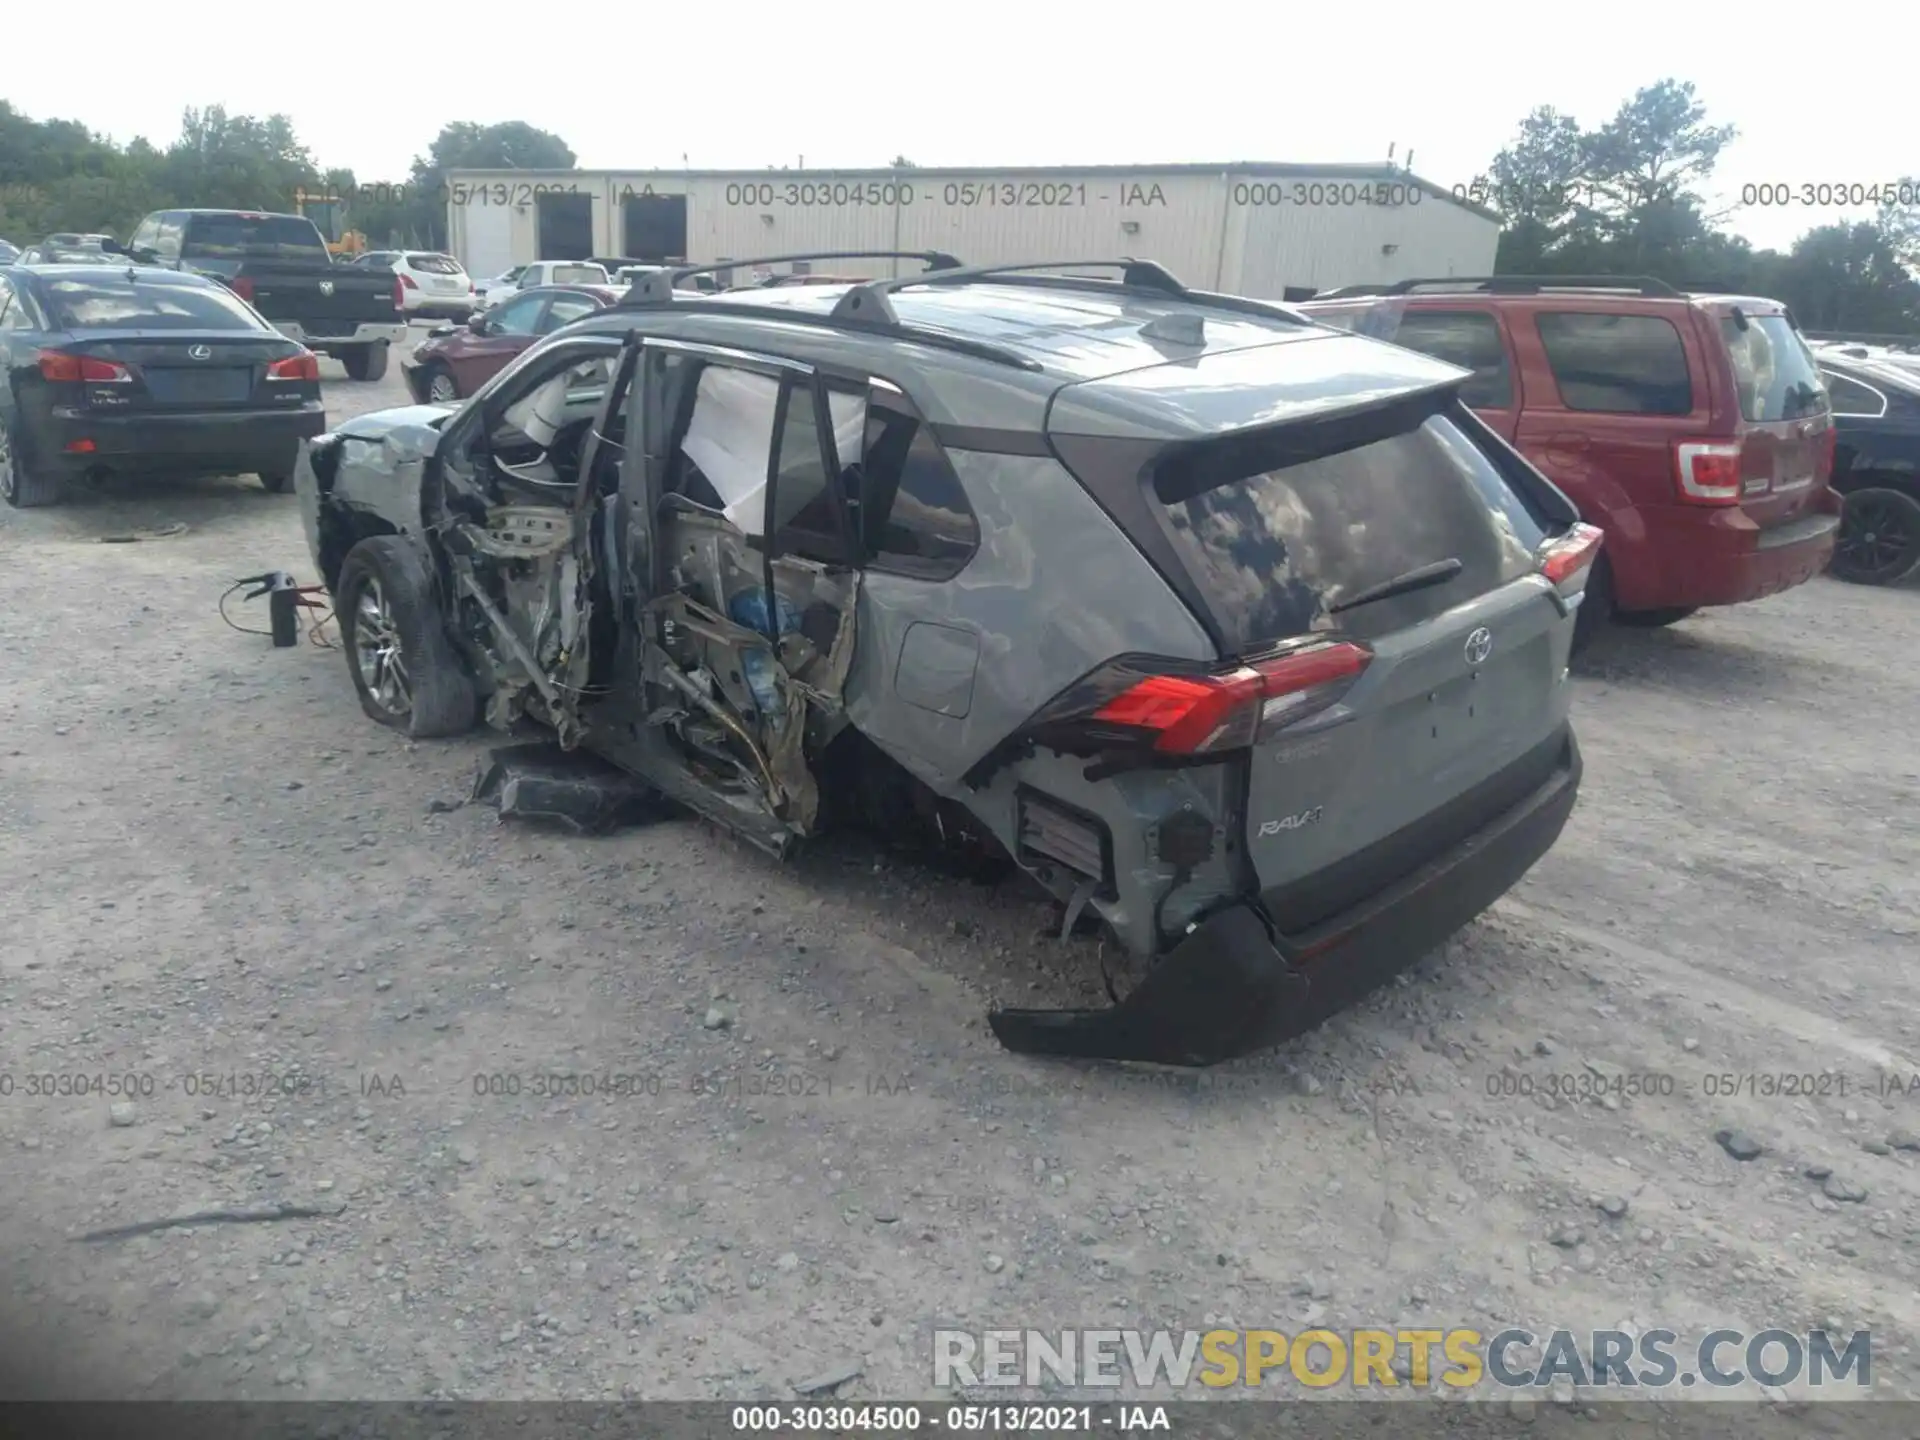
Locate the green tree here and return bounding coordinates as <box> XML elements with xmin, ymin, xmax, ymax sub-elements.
<box><xmin>381</xmin><ymin>121</ymin><xmax>578</xmax><ymax>249</ymax></box>
<box><xmin>1478</xmin><ymin>82</ymin><xmax>1919</xmax><ymax>337</ymax></box>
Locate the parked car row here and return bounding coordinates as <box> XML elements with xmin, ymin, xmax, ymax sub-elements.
<box><xmin>5</xmin><ymin>236</ymin><xmax>1906</xmax><ymax>1065</ymax></box>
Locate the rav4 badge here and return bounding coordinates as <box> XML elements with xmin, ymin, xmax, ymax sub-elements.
<box><xmin>1258</xmin><ymin>806</ymin><xmax>1324</xmax><ymax>837</ymax></box>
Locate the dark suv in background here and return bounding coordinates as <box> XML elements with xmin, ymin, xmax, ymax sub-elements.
<box><xmin>1301</xmin><ymin>278</ymin><xmax>1840</xmax><ymax>645</ymax></box>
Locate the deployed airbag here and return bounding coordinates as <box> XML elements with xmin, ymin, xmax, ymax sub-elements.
<box><xmin>680</xmin><ymin>369</ymin><xmax>867</xmax><ymax>535</ymax></box>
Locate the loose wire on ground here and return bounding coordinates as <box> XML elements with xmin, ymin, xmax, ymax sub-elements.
<box><xmin>217</xmin><ymin>579</ymin><xmax>274</xmax><ymax>637</ymax></box>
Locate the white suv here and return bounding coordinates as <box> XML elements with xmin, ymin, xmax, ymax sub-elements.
<box><xmin>356</xmin><ymin>251</ymin><xmax>475</xmax><ymax>321</ymax></box>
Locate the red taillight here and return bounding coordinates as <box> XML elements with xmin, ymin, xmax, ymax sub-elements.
<box><xmin>1537</xmin><ymin>522</ymin><xmax>1605</xmax><ymax>597</ymax></box>
<box><xmin>227</xmin><ymin>276</ymin><xmax>255</xmax><ymax>303</ymax></box>
<box><xmin>37</xmin><ymin>349</ymin><xmax>131</xmax><ymax>383</ymax></box>
<box><xmin>393</xmin><ymin>277</ymin><xmax>407</xmax><ymax>310</ymax></box>
<box><xmin>1673</xmin><ymin>440</ymin><xmax>1743</xmax><ymax>504</ymax></box>
<box><xmin>1821</xmin><ymin>425</ymin><xmax>1837</xmax><ymax>475</ymax></box>
<box><xmin>1088</xmin><ymin>642</ymin><xmax>1373</xmax><ymax>755</ymax></box>
<box><xmin>266</xmin><ymin>351</ymin><xmax>320</xmax><ymax>382</ymax></box>
<box><xmin>398</xmin><ymin>273</ymin><xmax>418</xmax><ymax>289</ymax></box>
<box><xmin>65</xmin><ymin>438</ymin><xmax>96</xmax><ymax>454</ymax></box>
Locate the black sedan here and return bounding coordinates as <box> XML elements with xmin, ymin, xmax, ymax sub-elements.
<box><xmin>1817</xmin><ymin>354</ymin><xmax>1920</xmax><ymax>586</ymax></box>
<box><xmin>0</xmin><ymin>262</ymin><xmax>326</xmax><ymax>509</ymax></box>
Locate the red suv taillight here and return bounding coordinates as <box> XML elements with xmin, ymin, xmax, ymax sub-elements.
<box><xmin>227</xmin><ymin>276</ymin><xmax>255</xmax><ymax>304</ymax></box>
<box><xmin>266</xmin><ymin>351</ymin><xmax>319</xmax><ymax>382</ymax></box>
<box><xmin>1673</xmin><ymin>440</ymin><xmax>1743</xmax><ymax>505</ymax></box>
<box><xmin>393</xmin><ymin>276</ymin><xmax>409</xmax><ymax>309</ymax></box>
<box><xmin>37</xmin><ymin>349</ymin><xmax>131</xmax><ymax>383</ymax></box>
<box><xmin>1536</xmin><ymin>522</ymin><xmax>1605</xmax><ymax>598</ymax></box>
<box><xmin>1048</xmin><ymin>641</ymin><xmax>1374</xmax><ymax>758</ymax></box>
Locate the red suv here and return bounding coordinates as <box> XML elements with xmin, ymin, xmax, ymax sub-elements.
<box><xmin>1300</xmin><ymin>277</ymin><xmax>1841</xmax><ymax>644</ymax></box>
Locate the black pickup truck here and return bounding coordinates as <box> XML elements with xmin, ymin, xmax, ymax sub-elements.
<box><xmin>124</xmin><ymin>210</ymin><xmax>408</xmax><ymax>381</ymax></box>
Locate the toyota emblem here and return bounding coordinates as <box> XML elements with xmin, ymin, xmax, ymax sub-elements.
<box><xmin>1464</xmin><ymin>627</ymin><xmax>1493</xmax><ymax>666</ymax></box>
<box><xmin>187</xmin><ymin>344</ymin><xmax>212</xmax><ymax>360</ymax></box>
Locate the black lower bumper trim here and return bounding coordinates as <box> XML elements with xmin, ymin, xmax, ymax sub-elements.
<box><xmin>989</xmin><ymin>733</ymin><xmax>1582</xmax><ymax>1067</ymax></box>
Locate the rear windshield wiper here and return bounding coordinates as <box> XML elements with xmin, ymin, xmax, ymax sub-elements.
<box><xmin>1326</xmin><ymin>557</ymin><xmax>1463</xmax><ymax>615</ymax></box>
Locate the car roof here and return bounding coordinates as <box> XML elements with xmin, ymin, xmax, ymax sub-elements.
<box><xmin>692</xmin><ymin>278</ymin><xmax>1330</xmax><ymax>380</ymax></box>
<box><xmin>555</xmin><ymin>272</ymin><xmax>1470</xmax><ymax>438</ymax></box>
<box><xmin>1818</xmin><ymin>352</ymin><xmax>1920</xmax><ymax>393</ymax></box>
<box><xmin>13</xmin><ymin>263</ymin><xmax>218</xmax><ymax>285</ymax></box>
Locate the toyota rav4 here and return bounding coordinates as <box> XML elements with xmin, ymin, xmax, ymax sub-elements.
<box><xmin>294</xmin><ymin>252</ymin><xmax>1595</xmax><ymax>1066</ymax></box>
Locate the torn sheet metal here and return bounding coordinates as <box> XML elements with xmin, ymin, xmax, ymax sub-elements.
<box><xmin>471</xmin><ymin>743</ymin><xmax>673</xmax><ymax>834</ymax></box>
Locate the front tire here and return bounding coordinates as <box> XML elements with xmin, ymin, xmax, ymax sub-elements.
<box><xmin>0</xmin><ymin>418</ymin><xmax>65</xmax><ymax>509</ymax></box>
<box><xmin>422</xmin><ymin>364</ymin><xmax>460</xmax><ymax>405</ymax></box>
<box><xmin>341</xmin><ymin>343</ymin><xmax>390</xmax><ymax>383</ymax></box>
<box><xmin>1831</xmin><ymin>486</ymin><xmax>1920</xmax><ymax>586</ymax></box>
<box><xmin>335</xmin><ymin>536</ymin><xmax>477</xmax><ymax>738</ymax></box>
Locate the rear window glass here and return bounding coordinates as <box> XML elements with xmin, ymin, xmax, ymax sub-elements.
<box><xmin>182</xmin><ymin>214</ymin><xmax>328</xmax><ymax>261</ymax></box>
<box><xmin>43</xmin><ymin>277</ymin><xmax>266</xmax><ymax>331</ymax></box>
<box><xmin>1392</xmin><ymin>310</ymin><xmax>1512</xmax><ymax>409</ymax></box>
<box><xmin>1720</xmin><ymin>314</ymin><xmax>1826</xmax><ymax>422</ymax></box>
<box><xmin>552</xmin><ymin>264</ymin><xmax>607</xmax><ymax>284</ymax></box>
<box><xmin>1155</xmin><ymin>411</ymin><xmax>1548</xmax><ymax>649</ymax></box>
<box><xmin>1536</xmin><ymin>311</ymin><xmax>1692</xmax><ymax>415</ymax></box>
<box><xmin>407</xmin><ymin>253</ymin><xmax>463</xmax><ymax>275</ymax></box>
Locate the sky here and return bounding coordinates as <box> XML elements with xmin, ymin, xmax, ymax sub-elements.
<box><xmin>8</xmin><ymin>0</ymin><xmax>1910</xmax><ymax>256</ymax></box>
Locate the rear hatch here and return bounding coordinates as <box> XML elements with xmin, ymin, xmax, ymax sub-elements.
<box><xmin>1048</xmin><ymin>335</ymin><xmax>1578</xmax><ymax>926</ymax></box>
<box><xmin>406</xmin><ymin>252</ymin><xmax>471</xmax><ymax>300</ymax></box>
<box><xmin>1699</xmin><ymin>301</ymin><xmax>1834</xmax><ymax>524</ymax></box>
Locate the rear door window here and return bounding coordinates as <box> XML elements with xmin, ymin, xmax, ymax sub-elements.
<box><xmin>1819</xmin><ymin>370</ymin><xmax>1887</xmax><ymax>418</ymax></box>
<box><xmin>1154</xmin><ymin>411</ymin><xmax>1549</xmax><ymax>648</ymax></box>
<box><xmin>181</xmin><ymin>214</ymin><xmax>329</xmax><ymax>262</ymax></box>
<box><xmin>1535</xmin><ymin>311</ymin><xmax>1693</xmax><ymax>415</ymax></box>
<box><xmin>43</xmin><ymin>277</ymin><xmax>267</xmax><ymax>331</ymax></box>
<box><xmin>1391</xmin><ymin>309</ymin><xmax>1513</xmax><ymax>408</ymax></box>
<box><xmin>1720</xmin><ymin>314</ymin><xmax>1827</xmax><ymax>422</ymax></box>
<box><xmin>857</xmin><ymin>394</ymin><xmax>981</xmax><ymax>578</ymax></box>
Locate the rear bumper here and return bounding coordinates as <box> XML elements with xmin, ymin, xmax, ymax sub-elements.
<box><xmin>268</xmin><ymin>320</ymin><xmax>408</xmax><ymax>350</ymax></box>
<box><xmin>1612</xmin><ymin>496</ymin><xmax>1841</xmax><ymax>610</ymax></box>
<box><xmin>403</xmin><ymin>293</ymin><xmax>474</xmax><ymax>319</ymax></box>
<box><xmin>35</xmin><ymin>403</ymin><xmax>327</xmax><ymax>476</ymax></box>
<box><xmin>990</xmin><ymin>731</ymin><xmax>1582</xmax><ymax>1067</ymax></box>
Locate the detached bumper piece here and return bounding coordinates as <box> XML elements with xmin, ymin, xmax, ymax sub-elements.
<box><xmin>990</xmin><ymin>735</ymin><xmax>1582</xmax><ymax>1067</ymax></box>
<box><xmin>472</xmin><ymin>742</ymin><xmax>674</xmax><ymax>835</ymax></box>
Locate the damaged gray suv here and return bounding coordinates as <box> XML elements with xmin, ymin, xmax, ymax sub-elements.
<box><xmin>295</xmin><ymin>252</ymin><xmax>1600</xmax><ymax>1067</ymax></box>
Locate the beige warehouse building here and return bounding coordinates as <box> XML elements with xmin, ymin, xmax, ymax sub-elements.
<box><xmin>442</xmin><ymin>162</ymin><xmax>1498</xmax><ymax>299</ymax></box>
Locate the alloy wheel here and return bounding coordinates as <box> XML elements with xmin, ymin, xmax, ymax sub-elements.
<box><xmin>1837</xmin><ymin>493</ymin><xmax>1916</xmax><ymax>583</ymax></box>
<box><xmin>352</xmin><ymin>577</ymin><xmax>412</xmax><ymax>716</ymax></box>
<box><xmin>427</xmin><ymin>371</ymin><xmax>458</xmax><ymax>404</ymax></box>
<box><xmin>0</xmin><ymin>425</ymin><xmax>14</xmax><ymax>504</ymax></box>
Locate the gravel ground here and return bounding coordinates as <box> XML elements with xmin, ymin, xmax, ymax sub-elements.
<box><xmin>2</xmin><ymin>338</ymin><xmax>1917</xmax><ymax>1407</ymax></box>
